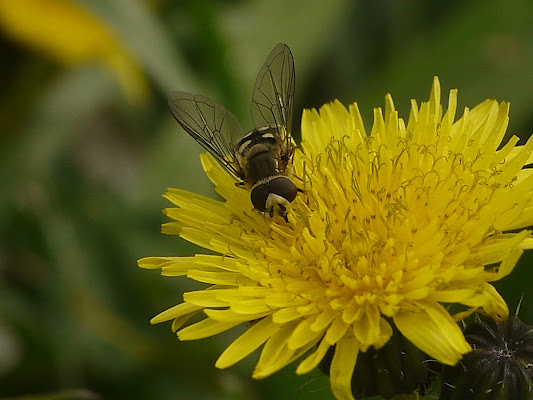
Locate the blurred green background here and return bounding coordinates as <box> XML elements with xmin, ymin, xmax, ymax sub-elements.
<box><xmin>1</xmin><ymin>0</ymin><xmax>533</xmax><ymax>399</ymax></box>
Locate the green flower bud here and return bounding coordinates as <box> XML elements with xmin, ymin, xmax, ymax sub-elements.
<box><xmin>440</xmin><ymin>316</ymin><xmax>533</xmax><ymax>400</ymax></box>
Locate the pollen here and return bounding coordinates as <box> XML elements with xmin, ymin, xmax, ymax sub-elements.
<box><xmin>139</xmin><ymin>77</ymin><xmax>533</xmax><ymax>400</ymax></box>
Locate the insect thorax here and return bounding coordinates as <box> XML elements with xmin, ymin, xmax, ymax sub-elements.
<box><xmin>236</xmin><ymin>125</ymin><xmax>285</xmax><ymax>184</ymax></box>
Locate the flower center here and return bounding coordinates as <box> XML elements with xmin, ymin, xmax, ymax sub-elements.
<box><xmin>264</xmin><ymin>136</ymin><xmax>505</xmax><ymax>315</ymax></box>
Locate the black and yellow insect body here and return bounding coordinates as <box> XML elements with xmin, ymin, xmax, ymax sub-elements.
<box><xmin>168</xmin><ymin>43</ymin><xmax>298</xmax><ymax>218</ymax></box>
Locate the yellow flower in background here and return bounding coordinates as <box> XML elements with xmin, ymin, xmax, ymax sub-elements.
<box><xmin>139</xmin><ymin>77</ymin><xmax>533</xmax><ymax>400</ymax></box>
<box><xmin>0</xmin><ymin>0</ymin><xmax>148</xmax><ymax>103</ymax></box>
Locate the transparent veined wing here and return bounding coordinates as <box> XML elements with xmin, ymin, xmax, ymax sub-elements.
<box><xmin>251</xmin><ymin>43</ymin><xmax>295</xmax><ymax>150</ymax></box>
<box><xmin>168</xmin><ymin>91</ymin><xmax>244</xmax><ymax>178</ymax></box>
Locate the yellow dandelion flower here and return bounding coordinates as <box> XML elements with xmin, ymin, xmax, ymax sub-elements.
<box><xmin>0</xmin><ymin>0</ymin><xmax>148</xmax><ymax>103</ymax></box>
<box><xmin>139</xmin><ymin>77</ymin><xmax>533</xmax><ymax>400</ymax></box>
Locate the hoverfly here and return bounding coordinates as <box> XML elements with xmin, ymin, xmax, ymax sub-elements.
<box><xmin>168</xmin><ymin>43</ymin><xmax>299</xmax><ymax>218</ymax></box>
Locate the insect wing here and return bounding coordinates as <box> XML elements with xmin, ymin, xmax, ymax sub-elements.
<box><xmin>168</xmin><ymin>91</ymin><xmax>244</xmax><ymax>178</ymax></box>
<box><xmin>251</xmin><ymin>43</ymin><xmax>295</xmax><ymax>150</ymax></box>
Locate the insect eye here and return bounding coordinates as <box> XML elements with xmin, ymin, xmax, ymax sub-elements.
<box><xmin>250</xmin><ymin>177</ymin><xmax>297</xmax><ymax>212</ymax></box>
<box><xmin>250</xmin><ymin>184</ymin><xmax>269</xmax><ymax>211</ymax></box>
<box><xmin>268</xmin><ymin>177</ymin><xmax>298</xmax><ymax>202</ymax></box>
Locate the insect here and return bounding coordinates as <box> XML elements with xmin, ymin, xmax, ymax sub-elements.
<box><xmin>168</xmin><ymin>43</ymin><xmax>299</xmax><ymax>218</ymax></box>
